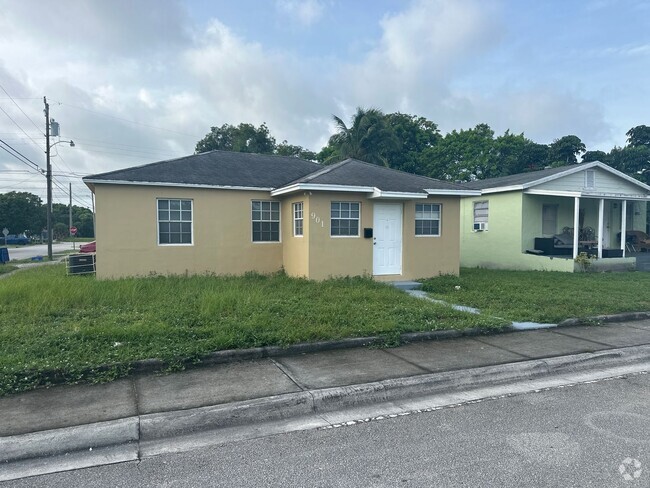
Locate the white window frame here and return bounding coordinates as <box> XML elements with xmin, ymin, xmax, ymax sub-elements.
<box><xmin>473</xmin><ymin>201</ymin><xmax>489</xmax><ymax>231</ymax></box>
<box><xmin>415</xmin><ymin>203</ymin><xmax>441</xmax><ymax>237</ymax></box>
<box><xmin>252</xmin><ymin>200</ymin><xmax>281</xmax><ymax>243</ymax></box>
<box><xmin>330</xmin><ymin>201</ymin><xmax>360</xmax><ymax>237</ymax></box>
<box><xmin>584</xmin><ymin>170</ymin><xmax>596</xmax><ymax>190</ymax></box>
<box><xmin>157</xmin><ymin>198</ymin><xmax>193</xmax><ymax>246</ymax></box>
<box><xmin>293</xmin><ymin>202</ymin><xmax>304</xmax><ymax>237</ymax></box>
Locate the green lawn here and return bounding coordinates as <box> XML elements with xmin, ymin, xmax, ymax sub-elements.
<box><xmin>421</xmin><ymin>268</ymin><xmax>650</xmax><ymax>323</ymax></box>
<box><xmin>0</xmin><ymin>265</ymin><xmax>504</xmax><ymax>395</ymax></box>
<box><xmin>0</xmin><ymin>265</ymin><xmax>17</xmax><ymax>275</ymax></box>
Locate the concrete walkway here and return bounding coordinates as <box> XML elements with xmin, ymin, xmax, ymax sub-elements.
<box><xmin>2</xmin><ymin>318</ymin><xmax>650</xmax><ymax>481</ymax></box>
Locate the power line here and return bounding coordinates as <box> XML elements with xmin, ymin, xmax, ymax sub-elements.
<box><xmin>0</xmin><ymin>138</ymin><xmax>43</xmax><ymax>173</ymax></box>
<box><xmin>54</xmin><ymin>100</ymin><xmax>203</xmax><ymax>138</ymax></box>
<box><xmin>0</xmin><ymin>103</ymin><xmax>44</xmax><ymax>152</ymax></box>
<box><xmin>0</xmin><ymin>85</ymin><xmax>44</xmax><ymax>134</ymax></box>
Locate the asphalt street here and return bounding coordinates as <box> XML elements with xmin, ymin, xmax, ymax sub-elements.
<box><xmin>5</xmin><ymin>372</ymin><xmax>648</xmax><ymax>488</ymax></box>
<box><xmin>4</xmin><ymin>242</ymin><xmax>75</xmax><ymax>261</ymax></box>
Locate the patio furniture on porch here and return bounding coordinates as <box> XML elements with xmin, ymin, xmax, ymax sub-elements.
<box><xmin>534</xmin><ymin>231</ymin><xmax>574</xmax><ymax>256</ymax></box>
<box><xmin>617</xmin><ymin>230</ymin><xmax>650</xmax><ymax>252</ymax></box>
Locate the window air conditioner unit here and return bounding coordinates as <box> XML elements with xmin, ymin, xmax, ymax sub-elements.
<box><xmin>473</xmin><ymin>222</ymin><xmax>487</xmax><ymax>231</ymax></box>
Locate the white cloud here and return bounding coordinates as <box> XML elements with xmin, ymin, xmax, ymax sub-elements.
<box><xmin>275</xmin><ymin>0</ymin><xmax>325</xmax><ymax>27</ymax></box>
<box><xmin>184</xmin><ymin>19</ymin><xmax>331</xmax><ymax>150</ymax></box>
<box><xmin>337</xmin><ymin>0</ymin><xmax>503</xmax><ymax>115</ymax></box>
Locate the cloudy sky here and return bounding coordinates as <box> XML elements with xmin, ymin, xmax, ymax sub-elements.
<box><xmin>0</xmin><ymin>0</ymin><xmax>648</xmax><ymax>207</ymax></box>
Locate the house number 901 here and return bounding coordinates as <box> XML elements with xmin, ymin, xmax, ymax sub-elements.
<box><xmin>310</xmin><ymin>212</ymin><xmax>325</xmax><ymax>227</ymax></box>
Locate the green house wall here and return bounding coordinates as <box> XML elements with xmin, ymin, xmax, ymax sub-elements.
<box><xmin>460</xmin><ymin>191</ymin><xmax>574</xmax><ymax>272</ymax></box>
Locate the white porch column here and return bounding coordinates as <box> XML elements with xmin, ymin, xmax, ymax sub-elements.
<box><xmin>621</xmin><ymin>200</ymin><xmax>627</xmax><ymax>257</ymax></box>
<box><xmin>598</xmin><ymin>198</ymin><xmax>604</xmax><ymax>259</ymax></box>
<box><xmin>573</xmin><ymin>197</ymin><xmax>580</xmax><ymax>259</ymax></box>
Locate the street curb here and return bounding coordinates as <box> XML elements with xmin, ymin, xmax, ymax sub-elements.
<box><xmin>0</xmin><ymin>418</ymin><xmax>138</xmax><ymax>481</ymax></box>
<box><xmin>6</xmin><ymin>310</ymin><xmax>649</xmax><ymax>391</ymax></box>
<box><xmin>2</xmin><ymin>344</ymin><xmax>649</xmax><ymax>480</ymax></box>
<box><xmin>557</xmin><ymin>311</ymin><xmax>650</xmax><ymax>327</ymax></box>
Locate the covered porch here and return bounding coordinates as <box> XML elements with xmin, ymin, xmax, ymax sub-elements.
<box><xmin>523</xmin><ymin>192</ymin><xmax>648</xmax><ymax>262</ymax></box>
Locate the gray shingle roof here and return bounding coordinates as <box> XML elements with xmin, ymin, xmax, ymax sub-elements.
<box><xmin>85</xmin><ymin>152</ymin><xmax>472</xmax><ymax>194</ymax></box>
<box><xmin>84</xmin><ymin>150</ymin><xmax>322</xmax><ymax>189</ymax></box>
<box><xmin>280</xmin><ymin>158</ymin><xmax>470</xmax><ymax>193</ymax></box>
<box><xmin>461</xmin><ymin>164</ymin><xmax>588</xmax><ymax>190</ymax></box>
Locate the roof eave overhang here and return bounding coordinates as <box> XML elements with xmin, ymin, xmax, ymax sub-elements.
<box><xmin>425</xmin><ymin>189</ymin><xmax>482</xmax><ymax>196</ymax></box>
<box><xmin>369</xmin><ymin>188</ymin><xmax>428</xmax><ymax>199</ymax></box>
<box><xmin>82</xmin><ymin>179</ymin><xmax>274</xmax><ymax>192</ymax></box>
<box><xmin>271</xmin><ymin>183</ymin><xmax>375</xmax><ymax>196</ymax></box>
<box><xmin>525</xmin><ymin>188</ymin><xmax>650</xmax><ymax>200</ymax></box>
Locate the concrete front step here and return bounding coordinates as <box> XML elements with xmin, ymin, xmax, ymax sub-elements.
<box><xmin>390</xmin><ymin>281</ymin><xmax>423</xmax><ymax>291</ymax></box>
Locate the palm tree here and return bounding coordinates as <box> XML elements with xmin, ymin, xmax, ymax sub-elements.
<box><xmin>326</xmin><ymin>107</ymin><xmax>399</xmax><ymax>166</ymax></box>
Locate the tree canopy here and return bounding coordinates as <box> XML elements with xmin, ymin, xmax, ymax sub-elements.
<box><xmin>195</xmin><ymin>122</ymin><xmax>316</xmax><ymax>160</ymax></box>
<box><xmin>0</xmin><ymin>192</ymin><xmax>94</xmax><ymax>239</ymax></box>
<box><xmin>194</xmin><ymin>115</ymin><xmax>648</xmax><ymax>187</ymax></box>
<box><xmin>321</xmin><ymin>107</ymin><xmax>399</xmax><ymax>166</ymax></box>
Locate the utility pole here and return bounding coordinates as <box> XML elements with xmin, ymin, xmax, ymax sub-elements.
<box><xmin>44</xmin><ymin>96</ymin><xmax>52</xmax><ymax>260</ymax></box>
<box><xmin>69</xmin><ymin>182</ymin><xmax>74</xmax><ymax>250</ymax></box>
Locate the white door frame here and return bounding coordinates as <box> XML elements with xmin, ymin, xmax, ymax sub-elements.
<box><xmin>373</xmin><ymin>203</ymin><xmax>403</xmax><ymax>276</ymax></box>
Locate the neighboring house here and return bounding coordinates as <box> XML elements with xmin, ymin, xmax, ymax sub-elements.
<box><xmin>83</xmin><ymin>150</ymin><xmax>479</xmax><ymax>280</ymax></box>
<box><xmin>459</xmin><ymin>161</ymin><xmax>650</xmax><ymax>272</ymax></box>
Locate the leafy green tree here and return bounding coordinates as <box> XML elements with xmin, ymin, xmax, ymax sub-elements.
<box><xmin>325</xmin><ymin>107</ymin><xmax>399</xmax><ymax>166</ymax></box>
<box><xmin>548</xmin><ymin>135</ymin><xmax>586</xmax><ymax>165</ymax></box>
<box><xmin>275</xmin><ymin>140</ymin><xmax>317</xmax><ymax>161</ymax></box>
<box><xmin>195</xmin><ymin>122</ymin><xmax>277</xmax><ymax>154</ymax></box>
<box><xmin>0</xmin><ymin>191</ymin><xmax>45</xmax><ymax>236</ymax></box>
<box><xmin>422</xmin><ymin>124</ymin><xmax>498</xmax><ymax>181</ymax></box>
<box><xmin>384</xmin><ymin>113</ymin><xmax>440</xmax><ymax>174</ymax></box>
<box><xmin>626</xmin><ymin>125</ymin><xmax>650</xmax><ymax>147</ymax></box>
<box><xmin>493</xmin><ymin>131</ymin><xmax>549</xmax><ymax>175</ymax></box>
<box><xmin>51</xmin><ymin>203</ymin><xmax>95</xmax><ymax>238</ymax></box>
<box><xmin>609</xmin><ymin>145</ymin><xmax>650</xmax><ymax>184</ymax></box>
<box><xmin>582</xmin><ymin>150</ymin><xmax>610</xmax><ymax>164</ymax></box>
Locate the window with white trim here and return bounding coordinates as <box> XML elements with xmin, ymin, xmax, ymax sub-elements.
<box><xmin>252</xmin><ymin>200</ymin><xmax>280</xmax><ymax>242</ymax></box>
<box><xmin>584</xmin><ymin>170</ymin><xmax>595</xmax><ymax>190</ymax></box>
<box><xmin>473</xmin><ymin>201</ymin><xmax>488</xmax><ymax>230</ymax></box>
<box><xmin>293</xmin><ymin>202</ymin><xmax>303</xmax><ymax>236</ymax></box>
<box><xmin>415</xmin><ymin>203</ymin><xmax>441</xmax><ymax>236</ymax></box>
<box><xmin>331</xmin><ymin>202</ymin><xmax>360</xmax><ymax>236</ymax></box>
<box><xmin>158</xmin><ymin>199</ymin><xmax>192</xmax><ymax>245</ymax></box>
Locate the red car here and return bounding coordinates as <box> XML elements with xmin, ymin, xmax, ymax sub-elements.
<box><xmin>79</xmin><ymin>241</ymin><xmax>96</xmax><ymax>253</ymax></box>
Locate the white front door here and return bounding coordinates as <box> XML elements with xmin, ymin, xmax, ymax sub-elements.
<box><xmin>373</xmin><ymin>203</ymin><xmax>402</xmax><ymax>275</ymax></box>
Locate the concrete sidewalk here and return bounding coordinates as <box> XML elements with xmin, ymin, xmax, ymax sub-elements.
<box><xmin>2</xmin><ymin>319</ymin><xmax>650</xmax><ymax>481</ymax></box>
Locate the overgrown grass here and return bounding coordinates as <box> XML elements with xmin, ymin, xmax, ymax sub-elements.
<box><xmin>0</xmin><ymin>265</ymin><xmax>17</xmax><ymax>275</ymax></box>
<box><xmin>421</xmin><ymin>268</ymin><xmax>650</xmax><ymax>323</ymax></box>
<box><xmin>0</xmin><ymin>265</ymin><xmax>505</xmax><ymax>395</ymax></box>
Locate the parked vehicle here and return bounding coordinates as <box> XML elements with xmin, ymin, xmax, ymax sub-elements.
<box><xmin>79</xmin><ymin>241</ymin><xmax>96</xmax><ymax>253</ymax></box>
<box><xmin>4</xmin><ymin>234</ymin><xmax>29</xmax><ymax>245</ymax></box>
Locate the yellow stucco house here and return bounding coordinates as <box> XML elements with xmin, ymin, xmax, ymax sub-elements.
<box><xmin>83</xmin><ymin>150</ymin><xmax>479</xmax><ymax>280</ymax></box>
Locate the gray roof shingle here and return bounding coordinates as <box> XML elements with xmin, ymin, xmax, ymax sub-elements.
<box><xmin>85</xmin><ymin>152</ymin><xmax>472</xmax><ymax>194</ymax></box>
<box><xmin>84</xmin><ymin>150</ymin><xmax>322</xmax><ymax>189</ymax></box>
<box><xmin>279</xmin><ymin>158</ymin><xmax>470</xmax><ymax>193</ymax></box>
<box><xmin>461</xmin><ymin>164</ymin><xmax>588</xmax><ymax>190</ymax></box>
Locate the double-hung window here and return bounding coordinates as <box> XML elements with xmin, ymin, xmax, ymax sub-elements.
<box><xmin>158</xmin><ymin>199</ymin><xmax>192</xmax><ymax>245</ymax></box>
<box><xmin>252</xmin><ymin>200</ymin><xmax>280</xmax><ymax>242</ymax></box>
<box><xmin>293</xmin><ymin>202</ymin><xmax>303</xmax><ymax>236</ymax></box>
<box><xmin>331</xmin><ymin>202</ymin><xmax>360</xmax><ymax>236</ymax></box>
<box><xmin>415</xmin><ymin>203</ymin><xmax>441</xmax><ymax>236</ymax></box>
